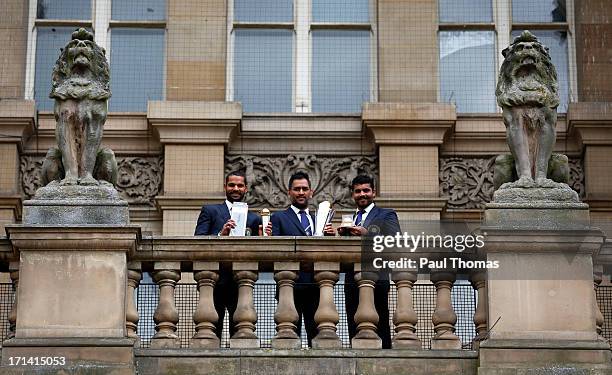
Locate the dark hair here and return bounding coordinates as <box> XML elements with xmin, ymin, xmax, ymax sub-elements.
<box><xmin>226</xmin><ymin>170</ymin><xmax>247</xmax><ymax>185</ymax></box>
<box><xmin>288</xmin><ymin>171</ymin><xmax>311</xmax><ymax>189</ymax></box>
<box><xmin>350</xmin><ymin>175</ymin><xmax>375</xmax><ymax>190</ymax></box>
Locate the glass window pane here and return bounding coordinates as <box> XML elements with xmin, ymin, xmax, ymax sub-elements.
<box><xmin>439</xmin><ymin>0</ymin><xmax>492</xmax><ymax>23</ymax></box>
<box><xmin>110</xmin><ymin>28</ymin><xmax>165</xmax><ymax>112</ymax></box>
<box><xmin>512</xmin><ymin>0</ymin><xmax>566</xmax><ymax>23</ymax></box>
<box><xmin>37</xmin><ymin>0</ymin><xmax>91</xmax><ymax>20</ymax></box>
<box><xmin>35</xmin><ymin>27</ymin><xmax>77</xmax><ymax>111</ymax></box>
<box><xmin>312</xmin><ymin>0</ymin><xmax>369</xmax><ymax>23</ymax></box>
<box><xmin>511</xmin><ymin>30</ymin><xmax>569</xmax><ymax>112</ymax></box>
<box><xmin>234</xmin><ymin>0</ymin><xmax>293</xmax><ymax>22</ymax></box>
<box><xmin>439</xmin><ymin>31</ymin><xmax>496</xmax><ymax>113</ymax></box>
<box><xmin>312</xmin><ymin>30</ymin><xmax>370</xmax><ymax>113</ymax></box>
<box><xmin>234</xmin><ymin>29</ymin><xmax>293</xmax><ymax>112</ymax></box>
<box><xmin>112</xmin><ymin>0</ymin><xmax>166</xmax><ymax>21</ymax></box>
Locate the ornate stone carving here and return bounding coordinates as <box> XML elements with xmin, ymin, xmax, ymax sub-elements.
<box><xmin>439</xmin><ymin>157</ymin><xmax>496</xmax><ymax>210</ymax></box>
<box><xmin>225</xmin><ymin>154</ymin><xmax>378</xmax><ymax>209</ymax></box>
<box><xmin>440</xmin><ymin>156</ymin><xmax>584</xmax><ymax>209</ymax></box>
<box><xmin>20</xmin><ymin>155</ymin><xmax>163</xmax><ymax>206</ymax></box>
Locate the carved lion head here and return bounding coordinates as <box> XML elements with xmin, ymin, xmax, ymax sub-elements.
<box><xmin>50</xmin><ymin>28</ymin><xmax>111</xmax><ymax>100</ymax></box>
<box><xmin>496</xmin><ymin>31</ymin><xmax>559</xmax><ymax>108</ymax></box>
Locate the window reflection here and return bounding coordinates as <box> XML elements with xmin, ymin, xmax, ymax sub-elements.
<box><xmin>234</xmin><ymin>29</ymin><xmax>293</xmax><ymax>113</ymax></box>
<box><xmin>512</xmin><ymin>0</ymin><xmax>566</xmax><ymax>23</ymax></box>
<box><xmin>112</xmin><ymin>0</ymin><xmax>166</xmax><ymax>21</ymax></box>
<box><xmin>234</xmin><ymin>0</ymin><xmax>293</xmax><ymax>23</ymax></box>
<box><xmin>312</xmin><ymin>30</ymin><xmax>370</xmax><ymax>113</ymax></box>
<box><xmin>37</xmin><ymin>0</ymin><xmax>91</xmax><ymax>20</ymax></box>
<box><xmin>312</xmin><ymin>0</ymin><xmax>369</xmax><ymax>23</ymax></box>
<box><xmin>439</xmin><ymin>31</ymin><xmax>496</xmax><ymax>113</ymax></box>
<box><xmin>439</xmin><ymin>0</ymin><xmax>492</xmax><ymax>23</ymax></box>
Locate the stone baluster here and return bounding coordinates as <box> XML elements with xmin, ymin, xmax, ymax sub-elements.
<box><xmin>392</xmin><ymin>271</ymin><xmax>421</xmax><ymax>349</ymax></box>
<box><xmin>352</xmin><ymin>264</ymin><xmax>382</xmax><ymax>349</ymax></box>
<box><xmin>151</xmin><ymin>262</ymin><xmax>181</xmax><ymax>348</ymax></box>
<box><xmin>191</xmin><ymin>262</ymin><xmax>220</xmax><ymax>348</ymax></box>
<box><xmin>593</xmin><ymin>264</ymin><xmax>604</xmax><ymax>338</ymax></box>
<box><xmin>470</xmin><ymin>270</ymin><xmax>488</xmax><ymax>348</ymax></box>
<box><xmin>230</xmin><ymin>262</ymin><xmax>259</xmax><ymax>348</ymax></box>
<box><xmin>430</xmin><ymin>269</ymin><xmax>461</xmax><ymax>349</ymax></box>
<box><xmin>272</xmin><ymin>262</ymin><xmax>300</xmax><ymax>349</ymax></box>
<box><xmin>312</xmin><ymin>262</ymin><xmax>342</xmax><ymax>349</ymax></box>
<box><xmin>126</xmin><ymin>262</ymin><xmax>142</xmax><ymax>346</ymax></box>
<box><xmin>7</xmin><ymin>261</ymin><xmax>19</xmax><ymax>339</ymax></box>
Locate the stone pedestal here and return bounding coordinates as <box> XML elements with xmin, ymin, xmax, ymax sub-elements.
<box><xmin>478</xmin><ymin>203</ymin><xmax>612</xmax><ymax>374</ymax></box>
<box><xmin>2</xmin><ymin>223</ymin><xmax>140</xmax><ymax>374</ymax></box>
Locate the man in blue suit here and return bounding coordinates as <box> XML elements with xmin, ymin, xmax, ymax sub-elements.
<box><xmin>194</xmin><ymin>170</ymin><xmax>264</xmax><ymax>341</ymax></box>
<box><xmin>271</xmin><ymin>171</ymin><xmax>333</xmax><ymax>347</ymax></box>
<box><xmin>341</xmin><ymin>174</ymin><xmax>401</xmax><ymax>349</ymax></box>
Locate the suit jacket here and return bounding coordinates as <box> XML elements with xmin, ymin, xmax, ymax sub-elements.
<box><xmin>194</xmin><ymin>203</ymin><xmax>262</xmax><ymax>236</ymax></box>
<box><xmin>271</xmin><ymin>207</ymin><xmax>316</xmax><ymax>285</ymax></box>
<box><xmin>271</xmin><ymin>207</ymin><xmax>316</xmax><ymax>236</ymax></box>
<box><xmin>361</xmin><ymin>205</ymin><xmax>401</xmax><ymax>236</ymax></box>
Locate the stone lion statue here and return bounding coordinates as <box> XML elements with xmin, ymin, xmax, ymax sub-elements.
<box><xmin>495</xmin><ymin>30</ymin><xmax>560</xmax><ymax>187</ymax></box>
<box><xmin>42</xmin><ymin>28</ymin><xmax>116</xmax><ymax>187</ymax></box>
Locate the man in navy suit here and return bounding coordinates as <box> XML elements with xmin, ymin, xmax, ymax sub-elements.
<box><xmin>194</xmin><ymin>170</ymin><xmax>264</xmax><ymax>341</ymax></box>
<box><xmin>271</xmin><ymin>171</ymin><xmax>334</xmax><ymax>347</ymax></box>
<box><xmin>340</xmin><ymin>174</ymin><xmax>401</xmax><ymax>349</ymax></box>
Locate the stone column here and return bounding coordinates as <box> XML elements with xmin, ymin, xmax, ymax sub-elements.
<box><xmin>7</xmin><ymin>261</ymin><xmax>19</xmax><ymax>340</ymax></box>
<box><xmin>392</xmin><ymin>271</ymin><xmax>421</xmax><ymax>349</ymax></box>
<box><xmin>478</xmin><ymin>204</ymin><xmax>612</xmax><ymax>374</ymax></box>
<box><xmin>0</xmin><ymin>100</ymin><xmax>35</xmax><ymax>233</ymax></box>
<box><xmin>568</xmin><ymin>102</ymin><xmax>612</xmax><ymax>219</ymax></box>
<box><xmin>230</xmin><ymin>262</ymin><xmax>258</xmax><ymax>348</ymax></box>
<box><xmin>593</xmin><ymin>264</ymin><xmax>604</xmax><ymax>338</ymax></box>
<box><xmin>430</xmin><ymin>269</ymin><xmax>461</xmax><ymax>350</ymax></box>
<box><xmin>2</xmin><ymin>226</ymin><xmax>139</xmax><ymax>373</ymax></box>
<box><xmin>191</xmin><ymin>262</ymin><xmax>220</xmax><ymax>348</ymax></box>
<box><xmin>352</xmin><ymin>265</ymin><xmax>381</xmax><ymax>349</ymax></box>
<box><xmin>151</xmin><ymin>263</ymin><xmax>181</xmax><ymax>349</ymax></box>
<box><xmin>149</xmin><ymin>101</ymin><xmax>241</xmax><ymax>236</ymax></box>
<box><xmin>126</xmin><ymin>262</ymin><xmax>142</xmax><ymax>346</ymax></box>
<box><xmin>272</xmin><ymin>262</ymin><xmax>300</xmax><ymax>349</ymax></box>
<box><xmin>363</xmin><ymin>103</ymin><xmax>453</xmax><ymax>222</ymax></box>
<box><xmin>470</xmin><ymin>270</ymin><xmax>488</xmax><ymax>349</ymax></box>
<box><xmin>312</xmin><ymin>262</ymin><xmax>342</xmax><ymax>349</ymax></box>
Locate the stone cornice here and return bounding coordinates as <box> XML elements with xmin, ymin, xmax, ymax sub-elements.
<box><xmin>568</xmin><ymin>102</ymin><xmax>612</xmax><ymax>147</ymax></box>
<box><xmin>148</xmin><ymin>101</ymin><xmax>242</xmax><ymax>145</ymax></box>
<box><xmin>362</xmin><ymin>103</ymin><xmax>456</xmax><ymax>145</ymax></box>
<box><xmin>0</xmin><ymin>196</ymin><xmax>22</xmax><ymax>221</ymax></box>
<box><xmin>5</xmin><ymin>225</ymin><xmax>141</xmax><ymax>254</ymax></box>
<box><xmin>375</xmin><ymin>196</ymin><xmax>448</xmax><ymax>212</ymax></box>
<box><xmin>0</xmin><ymin>100</ymin><xmax>36</xmax><ymax>152</ymax></box>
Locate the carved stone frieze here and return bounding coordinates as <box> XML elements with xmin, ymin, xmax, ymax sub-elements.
<box><xmin>440</xmin><ymin>156</ymin><xmax>585</xmax><ymax>209</ymax></box>
<box><xmin>20</xmin><ymin>155</ymin><xmax>163</xmax><ymax>206</ymax></box>
<box><xmin>225</xmin><ymin>154</ymin><xmax>378</xmax><ymax>209</ymax></box>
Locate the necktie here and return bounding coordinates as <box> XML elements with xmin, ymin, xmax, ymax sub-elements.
<box><xmin>354</xmin><ymin>210</ymin><xmax>365</xmax><ymax>226</ymax></box>
<box><xmin>299</xmin><ymin>210</ymin><xmax>312</xmax><ymax>236</ymax></box>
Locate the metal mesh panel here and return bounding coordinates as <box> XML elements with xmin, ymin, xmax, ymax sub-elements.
<box><xmin>136</xmin><ymin>279</ymin><xmax>477</xmax><ymax>350</ymax></box>
<box><xmin>596</xmin><ymin>285</ymin><xmax>612</xmax><ymax>345</ymax></box>
<box><xmin>0</xmin><ymin>283</ymin><xmax>15</xmax><ymax>343</ymax></box>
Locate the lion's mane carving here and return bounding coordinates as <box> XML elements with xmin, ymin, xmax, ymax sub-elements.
<box><xmin>495</xmin><ymin>31</ymin><xmax>560</xmax><ymax>186</ymax></box>
<box><xmin>496</xmin><ymin>31</ymin><xmax>559</xmax><ymax>109</ymax></box>
<box><xmin>43</xmin><ymin>28</ymin><xmax>115</xmax><ymax>187</ymax></box>
<box><xmin>50</xmin><ymin>28</ymin><xmax>110</xmax><ymax>101</ymax></box>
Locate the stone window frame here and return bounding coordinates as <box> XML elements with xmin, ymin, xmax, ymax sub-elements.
<box><xmin>225</xmin><ymin>0</ymin><xmax>378</xmax><ymax>114</ymax></box>
<box><xmin>24</xmin><ymin>0</ymin><xmax>168</xmax><ymax>112</ymax></box>
<box><xmin>437</xmin><ymin>0</ymin><xmax>578</xmax><ymax>113</ymax></box>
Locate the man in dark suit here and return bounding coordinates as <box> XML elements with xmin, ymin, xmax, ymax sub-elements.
<box><xmin>341</xmin><ymin>174</ymin><xmax>401</xmax><ymax>349</ymax></box>
<box><xmin>271</xmin><ymin>171</ymin><xmax>334</xmax><ymax>347</ymax></box>
<box><xmin>194</xmin><ymin>170</ymin><xmax>264</xmax><ymax>341</ymax></box>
